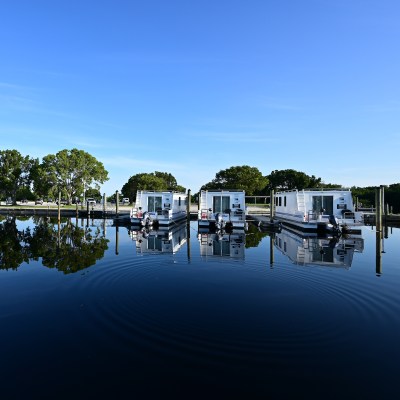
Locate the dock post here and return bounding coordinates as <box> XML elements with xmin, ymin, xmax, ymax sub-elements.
<box><xmin>187</xmin><ymin>189</ymin><xmax>191</xmax><ymax>224</ymax></box>
<box><xmin>115</xmin><ymin>190</ymin><xmax>119</xmax><ymax>217</ymax></box>
<box><xmin>270</xmin><ymin>190</ymin><xmax>275</xmax><ymax>221</ymax></box>
<box><xmin>355</xmin><ymin>196</ymin><xmax>359</xmax><ymax>211</ymax></box>
<box><xmin>76</xmin><ymin>201</ymin><xmax>78</xmax><ymax>218</ymax></box>
<box><xmin>58</xmin><ymin>192</ymin><xmax>61</xmax><ymax>223</ymax></box>
<box><xmin>103</xmin><ymin>193</ymin><xmax>106</xmax><ymax>217</ymax></box>
<box><xmin>375</xmin><ymin>187</ymin><xmax>382</xmax><ymax>232</ymax></box>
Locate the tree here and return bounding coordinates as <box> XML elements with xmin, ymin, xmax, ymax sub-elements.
<box><xmin>0</xmin><ymin>150</ymin><xmax>37</xmax><ymax>204</ymax></box>
<box><xmin>35</xmin><ymin>149</ymin><xmax>109</xmax><ymax>204</ymax></box>
<box><xmin>267</xmin><ymin>169</ymin><xmax>322</xmax><ymax>191</ymax></box>
<box><xmin>121</xmin><ymin>172</ymin><xmax>186</xmax><ymax>201</ymax></box>
<box><xmin>201</xmin><ymin>165</ymin><xmax>268</xmax><ymax>195</ymax></box>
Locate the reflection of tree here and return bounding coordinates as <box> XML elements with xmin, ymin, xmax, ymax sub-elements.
<box><xmin>0</xmin><ymin>217</ymin><xmax>109</xmax><ymax>273</ymax></box>
<box><xmin>0</xmin><ymin>217</ymin><xmax>30</xmax><ymax>270</ymax></box>
<box><xmin>27</xmin><ymin>219</ymin><xmax>109</xmax><ymax>274</ymax></box>
<box><xmin>245</xmin><ymin>224</ymin><xmax>269</xmax><ymax>248</ymax></box>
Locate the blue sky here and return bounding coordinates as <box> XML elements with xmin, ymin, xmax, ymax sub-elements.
<box><xmin>1</xmin><ymin>0</ymin><xmax>399</xmax><ymax>195</ymax></box>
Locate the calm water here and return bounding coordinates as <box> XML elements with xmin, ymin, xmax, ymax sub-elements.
<box><xmin>1</xmin><ymin>216</ymin><xmax>399</xmax><ymax>398</ymax></box>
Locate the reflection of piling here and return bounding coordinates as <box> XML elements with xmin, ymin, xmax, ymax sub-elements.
<box><xmin>270</xmin><ymin>233</ymin><xmax>274</xmax><ymax>267</ymax></box>
<box><xmin>376</xmin><ymin>231</ymin><xmax>382</xmax><ymax>275</ymax></box>
<box><xmin>186</xmin><ymin>221</ymin><xmax>191</xmax><ymax>261</ymax></box>
<box><xmin>115</xmin><ymin>225</ymin><xmax>119</xmax><ymax>255</ymax></box>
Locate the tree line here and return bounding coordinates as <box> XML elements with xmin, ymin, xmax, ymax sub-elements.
<box><xmin>1</xmin><ymin>148</ymin><xmax>399</xmax><ymax>212</ymax></box>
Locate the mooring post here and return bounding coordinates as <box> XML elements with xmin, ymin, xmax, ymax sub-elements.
<box><xmin>186</xmin><ymin>189</ymin><xmax>191</xmax><ymax>224</ymax></box>
<box><xmin>375</xmin><ymin>186</ymin><xmax>382</xmax><ymax>232</ymax></box>
<box><xmin>115</xmin><ymin>190</ymin><xmax>119</xmax><ymax>217</ymax></box>
<box><xmin>58</xmin><ymin>192</ymin><xmax>61</xmax><ymax>223</ymax></box>
<box><xmin>270</xmin><ymin>189</ymin><xmax>275</xmax><ymax>222</ymax></box>
<box><xmin>103</xmin><ymin>193</ymin><xmax>106</xmax><ymax>217</ymax></box>
<box><xmin>76</xmin><ymin>201</ymin><xmax>78</xmax><ymax>218</ymax></box>
<box><xmin>356</xmin><ymin>196</ymin><xmax>359</xmax><ymax>211</ymax></box>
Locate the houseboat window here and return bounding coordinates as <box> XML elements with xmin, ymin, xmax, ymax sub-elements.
<box><xmin>312</xmin><ymin>196</ymin><xmax>333</xmax><ymax>215</ymax></box>
<box><xmin>178</xmin><ymin>197</ymin><xmax>181</xmax><ymax>206</ymax></box>
<box><xmin>284</xmin><ymin>196</ymin><xmax>286</xmax><ymax>207</ymax></box>
<box><xmin>148</xmin><ymin>196</ymin><xmax>162</xmax><ymax>212</ymax></box>
<box><xmin>279</xmin><ymin>197</ymin><xmax>282</xmax><ymax>206</ymax></box>
<box><xmin>213</xmin><ymin>196</ymin><xmax>230</xmax><ymax>213</ymax></box>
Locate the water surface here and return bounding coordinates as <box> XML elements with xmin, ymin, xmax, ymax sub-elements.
<box><xmin>1</xmin><ymin>217</ymin><xmax>399</xmax><ymax>398</ymax></box>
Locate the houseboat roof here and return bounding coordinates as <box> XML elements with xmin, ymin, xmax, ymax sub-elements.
<box><xmin>275</xmin><ymin>188</ymin><xmax>351</xmax><ymax>194</ymax></box>
<box><xmin>201</xmin><ymin>189</ymin><xmax>245</xmax><ymax>193</ymax></box>
<box><xmin>137</xmin><ymin>190</ymin><xmax>187</xmax><ymax>194</ymax></box>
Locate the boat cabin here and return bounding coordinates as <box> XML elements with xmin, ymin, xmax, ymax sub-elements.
<box><xmin>130</xmin><ymin>190</ymin><xmax>187</xmax><ymax>227</ymax></box>
<box><xmin>273</xmin><ymin>189</ymin><xmax>363</xmax><ymax>232</ymax></box>
<box><xmin>198</xmin><ymin>190</ymin><xmax>247</xmax><ymax>230</ymax></box>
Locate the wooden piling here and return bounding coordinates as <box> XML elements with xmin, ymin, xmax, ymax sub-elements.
<box><xmin>103</xmin><ymin>193</ymin><xmax>106</xmax><ymax>216</ymax></box>
<box><xmin>375</xmin><ymin>186</ymin><xmax>382</xmax><ymax>232</ymax></box>
<box><xmin>58</xmin><ymin>192</ymin><xmax>61</xmax><ymax>223</ymax></box>
<box><xmin>186</xmin><ymin>189</ymin><xmax>191</xmax><ymax>224</ymax></box>
<box><xmin>115</xmin><ymin>190</ymin><xmax>119</xmax><ymax>217</ymax></box>
<box><xmin>270</xmin><ymin>190</ymin><xmax>275</xmax><ymax>221</ymax></box>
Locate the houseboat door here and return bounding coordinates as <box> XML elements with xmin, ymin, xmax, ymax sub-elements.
<box><xmin>312</xmin><ymin>195</ymin><xmax>333</xmax><ymax>215</ymax></box>
<box><xmin>213</xmin><ymin>195</ymin><xmax>230</xmax><ymax>213</ymax></box>
<box><xmin>147</xmin><ymin>195</ymin><xmax>162</xmax><ymax>212</ymax></box>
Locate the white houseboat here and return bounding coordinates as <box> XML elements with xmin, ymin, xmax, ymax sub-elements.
<box><xmin>130</xmin><ymin>190</ymin><xmax>187</xmax><ymax>228</ymax></box>
<box><xmin>273</xmin><ymin>189</ymin><xmax>363</xmax><ymax>233</ymax></box>
<box><xmin>198</xmin><ymin>190</ymin><xmax>247</xmax><ymax>230</ymax></box>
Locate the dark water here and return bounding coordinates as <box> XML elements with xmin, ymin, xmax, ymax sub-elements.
<box><xmin>1</xmin><ymin>216</ymin><xmax>399</xmax><ymax>398</ymax></box>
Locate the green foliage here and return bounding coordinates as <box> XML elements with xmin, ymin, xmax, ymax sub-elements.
<box><xmin>85</xmin><ymin>188</ymin><xmax>101</xmax><ymax>201</ymax></box>
<box><xmin>121</xmin><ymin>171</ymin><xmax>186</xmax><ymax>201</ymax></box>
<box><xmin>34</xmin><ymin>148</ymin><xmax>109</xmax><ymax>204</ymax></box>
<box><xmin>0</xmin><ymin>150</ymin><xmax>37</xmax><ymax>204</ymax></box>
<box><xmin>201</xmin><ymin>165</ymin><xmax>268</xmax><ymax>195</ymax></box>
<box><xmin>352</xmin><ymin>184</ymin><xmax>400</xmax><ymax>213</ymax></box>
<box><xmin>267</xmin><ymin>169</ymin><xmax>322</xmax><ymax>191</ymax></box>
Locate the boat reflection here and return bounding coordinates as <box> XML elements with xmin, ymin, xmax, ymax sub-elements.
<box><xmin>274</xmin><ymin>228</ymin><xmax>364</xmax><ymax>269</ymax></box>
<box><xmin>198</xmin><ymin>230</ymin><xmax>246</xmax><ymax>259</ymax></box>
<box><xmin>129</xmin><ymin>222</ymin><xmax>187</xmax><ymax>255</ymax></box>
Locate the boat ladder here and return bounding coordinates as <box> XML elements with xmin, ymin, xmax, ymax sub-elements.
<box><xmin>200</xmin><ymin>191</ymin><xmax>207</xmax><ymax>210</ymax></box>
<box><xmin>136</xmin><ymin>191</ymin><xmax>143</xmax><ymax>209</ymax></box>
<box><xmin>298</xmin><ymin>191</ymin><xmax>306</xmax><ymax>213</ymax></box>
